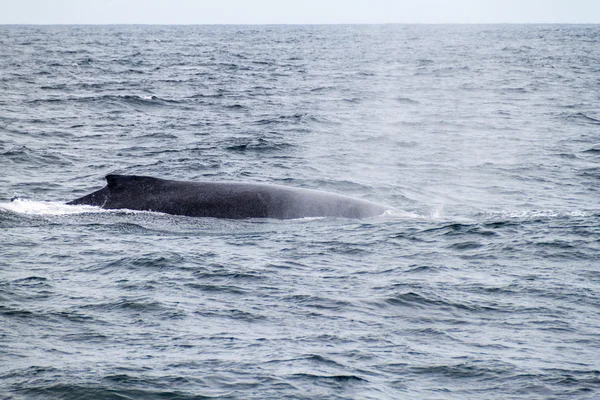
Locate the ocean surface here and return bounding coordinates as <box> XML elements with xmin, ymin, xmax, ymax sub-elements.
<box><xmin>1</xmin><ymin>24</ymin><xmax>599</xmax><ymax>399</ymax></box>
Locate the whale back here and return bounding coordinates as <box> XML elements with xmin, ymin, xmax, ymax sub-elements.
<box><xmin>68</xmin><ymin>175</ymin><xmax>387</xmax><ymax>219</ymax></box>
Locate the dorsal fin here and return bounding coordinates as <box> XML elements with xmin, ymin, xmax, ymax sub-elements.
<box><xmin>105</xmin><ymin>175</ymin><xmax>160</xmax><ymax>190</ymax></box>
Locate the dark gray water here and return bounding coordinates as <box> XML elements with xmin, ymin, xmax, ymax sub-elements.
<box><xmin>1</xmin><ymin>24</ymin><xmax>599</xmax><ymax>399</ymax></box>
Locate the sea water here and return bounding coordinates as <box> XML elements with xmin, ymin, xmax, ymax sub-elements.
<box><xmin>1</xmin><ymin>25</ymin><xmax>599</xmax><ymax>399</ymax></box>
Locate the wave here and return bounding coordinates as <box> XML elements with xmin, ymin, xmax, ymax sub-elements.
<box><xmin>225</xmin><ymin>138</ymin><xmax>295</xmax><ymax>152</ymax></box>
<box><xmin>26</xmin><ymin>94</ymin><xmax>183</xmax><ymax>108</ymax></box>
<box><xmin>395</xmin><ymin>96</ymin><xmax>420</xmax><ymax>104</ymax></box>
<box><xmin>252</xmin><ymin>113</ymin><xmax>306</xmax><ymax>125</ymax></box>
<box><xmin>583</xmin><ymin>147</ymin><xmax>600</xmax><ymax>154</ymax></box>
<box><xmin>421</xmin><ymin>223</ymin><xmax>499</xmax><ymax>237</ymax></box>
<box><xmin>14</xmin><ymin>383</ymin><xmax>198</xmax><ymax>400</ymax></box>
<box><xmin>290</xmin><ymin>373</ymin><xmax>366</xmax><ymax>383</ymax></box>
<box><xmin>381</xmin><ymin>291</ymin><xmax>493</xmax><ymax>313</ymax></box>
<box><xmin>1</xmin><ymin>146</ymin><xmax>73</xmax><ymax>166</ymax></box>
<box><xmin>565</xmin><ymin>112</ymin><xmax>600</xmax><ymax>125</ymax></box>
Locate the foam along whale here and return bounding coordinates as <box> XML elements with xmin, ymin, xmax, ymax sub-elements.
<box><xmin>67</xmin><ymin>175</ymin><xmax>388</xmax><ymax>219</ymax></box>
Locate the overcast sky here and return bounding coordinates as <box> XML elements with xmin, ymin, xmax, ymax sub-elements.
<box><xmin>2</xmin><ymin>0</ymin><xmax>600</xmax><ymax>24</ymax></box>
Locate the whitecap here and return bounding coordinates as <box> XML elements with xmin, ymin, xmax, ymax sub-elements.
<box><xmin>0</xmin><ymin>199</ymin><xmax>104</xmax><ymax>216</ymax></box>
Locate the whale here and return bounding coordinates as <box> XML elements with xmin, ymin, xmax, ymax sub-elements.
<box><xmin>67</xmin><ymin>175</ymin><xmax>388</xmax><ymax>219</ymax></box>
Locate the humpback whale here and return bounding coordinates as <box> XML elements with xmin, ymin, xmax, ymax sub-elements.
<box><xmin>67</xmin><ymin>175</ymin><xmax>387</xmax><ymax>219</ymax></box>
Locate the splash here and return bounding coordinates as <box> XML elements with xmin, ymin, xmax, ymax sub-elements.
<box><xmin>0</xmin><ymin>199</ymin><xmax>104</xmax><ymax>216</ymax></box>
<box><xmin>382</xmin><ymin>209</ymin><xmax>425</xmax><ymax>219</ymax></box>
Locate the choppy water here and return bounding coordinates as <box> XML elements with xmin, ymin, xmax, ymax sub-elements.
<box><xmin>1</xmin><ymin>24</ymin><xmax>600</xmax><ymax>399</ymax></box>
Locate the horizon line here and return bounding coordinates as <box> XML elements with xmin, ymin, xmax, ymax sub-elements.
<box><xmin>1</xmin><ymin>22</ymin><xmax>599</xmax><ymax>26</ymax></box>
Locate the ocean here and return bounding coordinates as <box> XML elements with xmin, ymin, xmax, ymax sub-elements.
<box><xmin>1</xmin><ymin>24</ymin><xmax>599</xmax><ymax>399</ymax></box>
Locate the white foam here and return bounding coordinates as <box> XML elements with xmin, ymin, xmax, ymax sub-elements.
<box><xmin>381</xmin><ymin>209</ymin><xmax>425</xmax><ymax>219</ymax></box>
<box><xmin>0</xmin><ymin>199</ymin><xmax>104</xmax><ymax>216</ymax></box>
<box><xmin>484</xmin><ymin>209</ymin><xmax>590</xmax><ymax>220</ymax></box>
<box><xmin>427</xmin><ymin>203</ymin><xmax>446</xmax><ymax>219</ymax></box>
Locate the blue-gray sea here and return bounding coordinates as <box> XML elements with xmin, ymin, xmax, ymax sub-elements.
<box><xmin>1</xmin><ymin>24</ymin><xmax>599</xmax><ymax>399</ymax></box>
